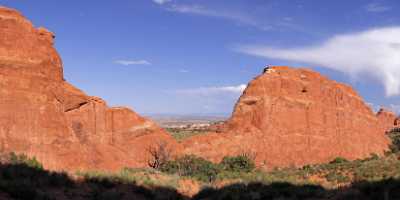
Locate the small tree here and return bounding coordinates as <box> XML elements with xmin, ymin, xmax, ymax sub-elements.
<box><xmin>388</xmin><ymin>128</ymin><xmax>400</xmax><ymax>154</ymax></box>
<box><xmin>3</xmin><ymin>152</ymin><xmax>44</xmax><ymax>169</ymax></box>
<box><xmin>147</xmin><ymin>141</ymin><xmax>171</xmax><ymax>169</ymax></box>
<box><xmin>220</xmin><ymin>155</ymin><xmax>255</xmax><ymax>172</ymax></box>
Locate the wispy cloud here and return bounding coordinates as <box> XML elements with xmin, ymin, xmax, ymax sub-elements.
<box><xmin>114</xmin><ymin>59</ymin><xmax>152</xmax><ymax>66</ymax></box>
<box><xmin>166</xmin><ymin>4</ymin><xmax>273</xmax><ymax>31</ymax></box>
<box><xmin>390</xmin><ymin>104</ymin><xmax>400</xmax><ymax>114</ymax></box>
<box><xmin>179</xmin><ymin>69</ymin><xmax>189</xmax><ymax>73</ymax></box>
<box><xmin>152</xmin><ymin>0</ymin><xmax>171</xmax><ymax>5</ymax></box>
<box><xmin>283</xmin><ymin>17</ymin><xmax>293</xmax><ymax>21</ymax></box>
<box><xmin>366</xmin><ymin>102</ymin><xmax>380</xmax><ymax>113</ymax></box>
<box><xmin>173</xmin><ymin>84</ymin><xmax>247</xmax><ymax>96</ymax></box>
<box><xmin>365</xmin><ymin>3</ymin><xmax>391</xmax><ymax>12</ymax></box>
<box><xmin>237</xmin><ymin>26</ymin><xmax>400</xmax><ymax>96</ymax></box>
<box><xmin>155</xmin><ymin>2</ymin><xmax>310</xmax><ymax>33</ymax></box>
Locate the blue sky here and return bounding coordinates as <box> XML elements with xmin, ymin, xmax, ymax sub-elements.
<box><xmin>2</xmin><ymin>0</ymin><xmax>400</xmax><ymax>115</ymax></box>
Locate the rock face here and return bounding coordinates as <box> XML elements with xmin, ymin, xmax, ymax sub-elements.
<box><xmin>0</xmin><ymin>7</ymin><xmax>179</xmax><ymax>171</ymax></box>
<box><xmin>183</xmin><ymin>66</ymin><xmax>392</xmax><ymax>168</ymax></box>
<box><xmin>376</xmin><ymin>108</ymin><xmax>397</xmax><ymax>131</ymax></box>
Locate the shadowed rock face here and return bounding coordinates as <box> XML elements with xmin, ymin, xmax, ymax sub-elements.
<box><xmin>183</xmin><ymin>66</ymin><xmax>393</xmax><ymax>169</ymax></box>
<box><xmin>0</xmin><ymin>7</ymin><xmax>179</xmax><ymax>171</ymax></box>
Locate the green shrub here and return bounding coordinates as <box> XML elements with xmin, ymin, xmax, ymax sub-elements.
<box><xmin>369</xmin><ymin>153</ymin><xmax>379</xmax><ymax>160</ymax></box>
<box><xmin>300</xmin><ymin>165</ymin><xmax>317</xmax><ymax>177</ymax></box>
<box><xmin>329</xmin><ymin>157</ymin><xmax>349</xmax><ymax>164</ymax></box>
<box><xmin>9</xmin><ymin>152</ymin><xmax>43</xmax><ymax>169</ymax></box>
<box><xmin>220</xmin><ymin>155</ymin><xmax>255</xmax><ymax>173</ymax></box>
<box><xmin>325</xmin><ymin>171</ymin><xmax>350</xmax><ymax>183</ymax></box>
<box><xmin>388</xmin><ymin>128</ymin><xmax>400</xmax><ymax>153</ymax></box>
<box><xmin>161</xmin><ymin>155</ymin><xmax>220</xmax><ymax>182</ymax></box>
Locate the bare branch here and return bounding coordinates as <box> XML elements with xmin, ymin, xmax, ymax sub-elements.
<box><xmin>147</xmin><ymin>141</ymin><xmax>171</xmax><ymax>169</ymax></box>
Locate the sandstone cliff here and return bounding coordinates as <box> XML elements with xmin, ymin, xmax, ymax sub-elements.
<box><xmin>0</xmin><ymin>6</ymin><xmax>179</xmax><ymax>171</ymax></box>
<box><xmin>183</xmin><ymin>66</ymin><xmax>393</xmax><ymax>168</ymax></box>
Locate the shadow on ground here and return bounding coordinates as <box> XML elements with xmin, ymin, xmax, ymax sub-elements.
<box><xmin>193</xmin><ymin>180</ymin><xmax>400</xmax><ymax>200</ymax></box>
<box><xmin>0</xmin><ymin>163</ymin><xmax>399</xmax><ymax>200</ymax></box>
<box><xmin>0</xmin><ymin>163</ymin><xmax>185</xmax><ymax>200</ymax></box>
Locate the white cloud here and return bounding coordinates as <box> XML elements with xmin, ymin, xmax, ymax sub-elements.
<box><xmin>179</xmin><ymin>69</ymin><xmax>189</xmax><ymax>73</ymax></box>
<box><xmin>390</xmin><ymin>104</ymin><xmax>400</xmax><ymax>114</ymax></box>
<box><xmin>237</xmin><ymin>27</ymin><xmax>400</xmax><ymax>96</ymax></box>
<box><xmin>365</xmin><ymin>3</ymin><xmax>391</xmax><ymax>12</ymax></box>
<box><xmin>367</xmin><ymin>102</ymin><xmax>376</xmax><ymax>111</ymax></box>
<box><xmin>114</xmin><ymin>60</ymin><xmax>152</xmax><ymax>66</ymax></box>
<box><xmin>367</xmin><ymin>102</ymin><xmax>382</xmax><ymax>113</ymax></box>
<box><xmin>152</xmin><ymin>0</ymin><xmax>171</xmax><ymax>5</ymax></box>
<box><xmin>166</xmin><ymin>4</ymin><xmax>272</xmax><ymax>31</ymax></box>
<box><xmin>174</xmin><ymin>84</ymin><xmax>247</xmax><ymax>96</ymax></box>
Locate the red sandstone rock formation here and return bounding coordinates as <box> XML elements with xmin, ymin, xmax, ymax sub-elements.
<box><xmin>0</xmin><ymin>6</ymin><xmax>179</xmax><ymax>171</ymax></box>
<box><xmin>0</xmin><ymin>6</ymin><xmax>396</xmax><ymax>172</ymax></box>
<box><xmin>395</xmin><ymin>118</ymin><xmax>400</xmax><ymax>127</ymax></box>
<box><xmin>376</xmin><ymin>108</ymin><xmax>397</xmax><ymax>131</ymax></box>
<box><xmin>183</xmin><ymin>66</ymin><xmax>392</xmax><ymax>168</ymax></box>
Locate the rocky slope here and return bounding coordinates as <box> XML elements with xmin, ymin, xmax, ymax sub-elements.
<box><xmin>183</xmin><ymin>66</ymin><xmax>394</xmax><ymax>168</ymax></box>
<box><xmin>0</xmin><ymin>6</ymin><xmax>179</xmax><ymax>171</ymax></box>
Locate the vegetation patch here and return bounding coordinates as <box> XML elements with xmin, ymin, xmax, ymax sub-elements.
<box><xmin>161</xmin><ymin>155</ymin><xmax>220</xmax><ymax>182</ymax></box>
<box><xmin>159</xmin><ymin>154</ymin><xmax>257</xmax><ymax>182</ymax></box>
<box><xmin>329</xmin><ymin>157</ymin><xmax>349</xmax><ymax>164</ymax></box>
<box><xmin>0</xmin><ymin>152</ymin><xmax>43</xmax><ymax>169</ymax></box>
<box><xmin>166</xmin><ymin>128</ymin><xmax>208</xmax><ymax>141</ymax></box>
<box><xmin>388</xmin><ymin>128</ymin><xmax>400</xmax><ymax>153</ymax></box>
<box><xmin>220</xmin><ymin>155</ymin><xmax>256</xmax><ymax>173</ymax></box>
